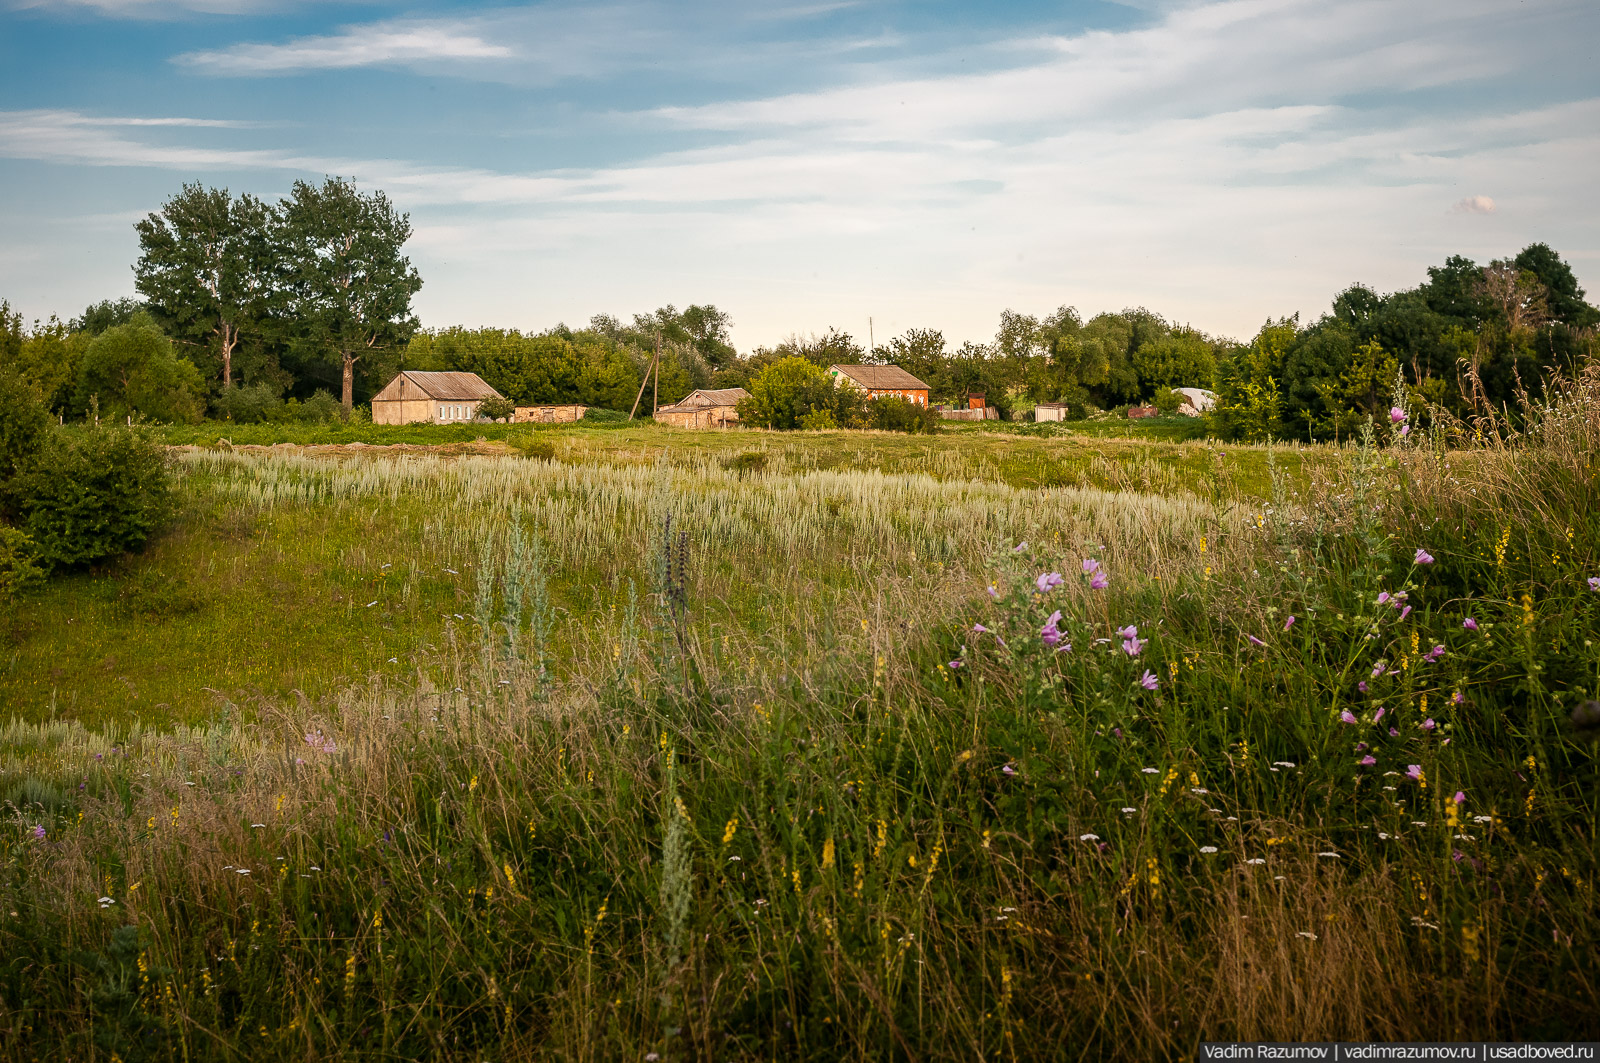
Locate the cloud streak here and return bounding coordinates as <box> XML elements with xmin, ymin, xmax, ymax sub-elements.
<box><xmin>176</xmin><ymin>23</ymin><xmax>515</xmax><ymax>75</ymax></box>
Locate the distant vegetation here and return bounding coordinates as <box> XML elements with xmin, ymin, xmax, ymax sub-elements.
<box><xmin>1</xmin><ymin>181</ymin><xmax>1594</xmax><ymax>440</ymax></box>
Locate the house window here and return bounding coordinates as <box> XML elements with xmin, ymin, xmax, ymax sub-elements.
<box><xmin>439</xmin><ymin>406</ymin><xmax>446</xmax><ymax>419</ymax></box>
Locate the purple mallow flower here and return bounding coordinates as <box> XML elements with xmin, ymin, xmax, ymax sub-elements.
<box><xmin>1138</xmin><ymin>670</ymin><xmax>1159</xmax><ymax>691</ymax></box>
<box><xmin>1588</xmin><ymin>577</ymin><xmax>1600</xmax><ymax>593</ymax></box>
<box><xmin>1398</xmin><ymin>605</ymin><xmax>1412</xmax><ymax>622</ymax></box>
<box><xmin>1400</xmin><ymin>424</ymin><xmax>1411</xmax><ymax>437</ymax></box>
<box><xmin>1013</xmin><ymin>541</ymin><xmax>1028</xmax><ymax>553</ymax></box>
<box><xmin>1122</xmin><ymin>636</ymin><xmax>1145</xmax><ymax>657</ymax></box>
<box><xmin>1082</xmin><ymin>559</ymin><xmax>1101</xmax><ymax>575</ymax></box>
<box><xmin>1463</xmin><ymin>617</ymin><xmax>1478</xmax><ymax>631</ymax></box>
<box><xmin>1414</xmin><ymin>548</ymin><xmax>1434</xmax><ymax>565</ymax></box>
<box><xmin>1453</xmin><ymin>791</ymin><xmax>1466</xmax><ymax>805</ymax></box>
<box><xmin>1358</xmin><ymin>681</ymin><xmax>1368</xmax><ymax>693</ymax></box>
<box><xmin>1423</xmin><ymin>644</ymin><xmax>1445</xmax><ymax>663</ymax></box>
<box><xmin>1374</xmin><ymin>706</ymin><xmax>1386</xmax><ymax>722</ymax></box>
<box><xmin>1359</xmin><ymin>755</ymin><xmax>1376</xmax><ymax>767</ymax></box>
<box><xmin>1040</xmin><ymin>610</ymin><xmax>1064</xmax><ymax>648</ymax></box>
<box><xmin>1247</xmin><ymin>635</ymin><xmax>1266</xmax><ymax>647</ymax></box>
<box><xmin>1284</xmin><ymin>615</ymin><xmax>1296</xmax><ymax>631</ymax></box>
<box><xmin>1036</xmin><ymin>572</ymin><xmax>1063</xmax><ymax>593</ymax></box>
<box><xmin>1339</xmin><ymin>710</ymin><xmax>1358</xmax><ymax>724</ymax></box>
<box><xmin>1371</xmin><ymin>661</ymin><xmax>1387</xmax><ymax>678</ymax></box>
<box><xmin>1406</xmin><ymin>764</ymin><xmax>1423</xmax><ymax>781</ymax></box>
<box><xmin>1390</xmin><ymin>407</ymin><xmax>1407</xmax><ymax>424</ymax></box>
<box><xmin>1089</xmin><ymin>571</ymin><xmax>1109</xmax><ymax>590</ymax></box>
<box><xmin>1420</xmin><ymin>718</ymin><xmax>1436</xmax><ymax>732</ymax></box>
<box><xmin>31</xmin><ymin>825</ymin><xmax>45</xmax><ymax>841</ymax></box>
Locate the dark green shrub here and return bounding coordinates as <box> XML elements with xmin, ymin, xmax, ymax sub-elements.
<box><xmin>0</xmin><ymin>367</ymin><xmax>51</xmax><ymax>515</ymax></box>
<box><xmin>721</xmin><ymin>451</ymin><xmax>768</xmax><ymax>475</ymax></box>
<box><xmin>213</xmin><ymin>382</ymin><xmax>283</xmax><ymax>423</ymax></box>
<box><xmin>17</xmin><ymin>426</ymin><xmax>173</xmax><ymax>570</ymax></box>
<box><xmin>582</xmin><ymin>406</ymin><xmax>628</xmax><ymax>423</ymax></box>
<box><xmin>869</xmin><ymin>396</ymin><xmax>942</xmax><ymax>434</ymax></box>
<box><xmin>1152</xmin><ymin>388</ymin><xmax>1183</xmax><ymax>415</ymax></box>
<box><xmin>477</xmin><ymin>396</ymin><xmax>515</xmax><ymax>421</ymax></box>
<box><xmin>0</xmin><ymin>525</ymin><xmax>44</xmax><ymax>602</ymax></box>
<box><xmin>296</xmin><ymin>389</ymin><xmax>344</xmax><ymax>424</ymax></box>
<box><xmin>512</xmin><ymin>434</ymin><xmax>556</xmax><ymax>461</ymax></box>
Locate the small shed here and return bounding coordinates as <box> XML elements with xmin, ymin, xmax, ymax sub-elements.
<box><xmin>514</xmin><ymin>404</ymin><xmax>588</xmax><ymax>424</ymax></box>
<box><xmin>654</xmin><ymin>387</ymin><xmax>749</xmax><ymax>428</ymax></box>
<box><xmin>1034</xmin><ymin>403</ymin><xmax>1071</xmax><ymax>422</ymax></box>
<box><xmin>827</xmin><ymin>365</ymin><xmax>931</xmax><ymax>405</ymax></box>
<box><xmin>371</xmin><ymin>371</ymin><xmax>504</xmax><ymax>425</ymax></box>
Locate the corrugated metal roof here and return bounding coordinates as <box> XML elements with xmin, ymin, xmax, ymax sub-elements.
<box><xmin>828</xmin><ymin>364</ymin><xmax>932</xmax><ymax>391</ymax></box>
<box><xmin>677</xmin><ymin>387</ymin><xmax>750</xmax><ymax>407</ymax></box>
<box><xmin>385</xmin><ymin>371</ymin><xmax>504</xmax><ymax>401</ymax></box>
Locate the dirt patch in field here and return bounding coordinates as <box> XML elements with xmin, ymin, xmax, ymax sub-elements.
<box><xmin>172</xmin><ymin>440</ymin><xmax>519</xmax><ymax>458</ymax></box>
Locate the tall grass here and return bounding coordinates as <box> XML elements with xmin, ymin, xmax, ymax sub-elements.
<box><xmin>1</xmin><ymin>383</ymin><xmax>1596</xmax><ymax>1059</ymax></box>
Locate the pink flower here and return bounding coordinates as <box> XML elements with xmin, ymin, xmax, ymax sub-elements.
<box><xmin>1374</xmin><ymin>707</ymin><xmax>1386</xmax><ymax>722</ymax></box>
<box><xmin>1451</xmin><ymin>692</ymin><xmax>1464</xmax><ymax>706</ymax></box>
<box><xmin>986</xmin><ymin>582</ymin><xmax>999</xmax><ymax>599</ymax></box>
<box><xmin>1036</xmin><ymin>572</ymin><xmax>1064</xmax><ymax>593</ymax></box>
<box><xmin>1359</xmin><ymin>755</ymin><xmax>1376</xmax><ymax>766</ymax></box>
<box><xmin>1406</xmin><ymin>764</ymin><xmax>1423</xmax><ymax>781</ymax></box>
<box><xmin>1040</xmin><ymin>610</ymin><xmax>1064</xmax><ymax>647</ymax></box>
<box><xmin>1138</xmin><ymin>670</ymin><xmax>1159</xmax><ymax>691</ymax></box>
<box><xmin>1390</xmin><ymin>406</ymin><xmax>1407</xmax><ymax>423</ymax></box>
<box><xmin>1339</xmin><ymin>710</ymin><xmax>1358</xmax><ymax>724</ymax></box>
<box><xmin>1089</xmin><ymin>571</ymin><xmax>1109</xmax><ymax>590</ymax></box>
<box><xmin>1398</xmin><ymin>605</ymin><xmax>1412</xmax><ymax>622</ymax></box>
<box><xmin>1420</xmin><ymin>718</ymin><xmax>1436</xmax><ymax>731</ymax></box>
<box><xmin>1122</xmin><ymin>636</ymin><xmax>1145</xmax><ymax>657</ymax></box>
<box><xmin>1376</xmin><ymin>591</ymin><xmax>1391</xmax><ymax>606</ymax></box>
<box><xmin>972</xmin><ymin>623</ymin><xmax>989</xmax><ymax>634</ymax></box>
<box><xmin>1013</xmin><ymin>541</ymin><xmax>1028</xmax><ymax>553</ymax></box>
<box><xmin>1116</xmin><ymin>624</ymin><xmax>1138</xmax><ymax>640</ymax></box>
<box><xmin>1423</xmin><ymin>644</ymin><xmax>1445</xmax><ymax>663</ymax></box>
<box><xmin>1247</xmin><ymin>635</ymin><xmax>1266</xmax><ymax>647</ymax></box>
<box><xmin>1588</xmin><ymin>577</ymin><xmax>1600</xmax><ymax>592</ymax></box>
<box><xmin>1371</xmin><ymin>661</ymin><xmax>1386</xmax><ymax>678</ymax></box>
<box><xmin>1001</xmin><ymin>763</ymin><xmax>1017</xmax><ymax>776</ymax></box>
<box><xmin>1082</xmin><ymin>559</ymin><xmax>1101</xmax><ymax>574</ymax></box>
<box><xmin>948</xmin><ymin>659</ymin><xmax>964</xmax><ymax>669</ymax></box>
<box><xmin>1414</xmin><ymin>548</ymin><xmax>1434</xmax><ymax>565</ymax></box>
<box><xmin>1463</xmin><ymin>617</ymin><xmax>1478</xmax><ymax>631</ymax></box>
<box><xmin>1283</xmin><ymin>615</ymin><xmax>1296</xmax><ymax>631</ymax></box>
<box><xmin>1453</xmin><ymin>791</ymin><xmax>1466</xmax><ymax>805</ymax></box>
<box><xmin>1358</xmin><ymin>681</ymin><xmax>1368</xmax><ymax>693</ymax></box>
<box><xmin>1399</xmin><ymin>424</ymin><xmax>1411</xmax><ymax>437</ymax></box>
<box><xmin>30</xmin><ymin>825</ymin><xmax>45</xmax><ymax>841</ymax></box>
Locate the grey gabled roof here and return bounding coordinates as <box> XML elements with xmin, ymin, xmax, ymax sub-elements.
<box><xmin>677</xmin><ymin>388</ymin><xmax>750</xmax><ymax>408</ymax></box>
<box><xmin>380</xmin><ymin>371</ymin><xmax>504</xmax><ymax>402</ymax></box>
<box><xmin>828</xmin><ymin>364</ymin><xmax>932</xmax><ymax>391</ymax></box>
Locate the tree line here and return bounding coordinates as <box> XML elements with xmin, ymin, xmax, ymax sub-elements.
<box><xmin>1</xmin><ymin>179</ymin><xmax>1594</xmax><ymax>438</ymax></box>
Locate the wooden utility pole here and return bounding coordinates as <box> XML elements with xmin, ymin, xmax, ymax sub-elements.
<box><xmin>628</xmin><ymin>332</ymin><xmax>664</xmax><ymax>421</ymax></box>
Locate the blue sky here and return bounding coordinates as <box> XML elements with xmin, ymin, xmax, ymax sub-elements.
<box><xmin>2</xmin><ymin>0</ymin><xmax>1597</xmax><ymax>349</ymax></box>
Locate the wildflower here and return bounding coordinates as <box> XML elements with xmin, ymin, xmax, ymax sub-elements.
<box><xmin>1414</xmin><ymin>548</ymin><xmax>1434</xmax><ymax>565</ymax></box>
<box><xmin>972</xmin><ymin>623</ymin><xmax>989</xmax><ymax>635</ymax></box>
<box><xmin>1089</xmin><ymin>571</ymin><xmax>1109</xmax><ymax>590</ymax></box>
<box><xmin>1079</xmin><ymin>834</ymin><xmax>1099</xmax><ymax>842</ymax></box>
<box><xmin>1376</xmin><ymin>591</ymin><xmax>1391</xmax><ymax>606</ymax></box>
<box><xmin>948</xmin><ymin>659</ymin><xmax>964</xmax><ymax>669</ymax></box>
<box><xmin>1124</xmin><ymin>636</ymin><xmax>1146</xmax><ymax>657</ymax></box>
<box><xmin>1339</xmin><ymin>710</ymin><xmax>1357</xmax><ymax>724</ymax></box>
<box><xmin>1420</xmin><ymin>718</ymin><xmax>1436</xmax><ymax>731</ymax></box>
<box><xmin>1121</xmin><ymin>807</ymin><xmax>1137</xmax><ymax>813</ymax></box>
<box><xmin>987</xmin><ymin>582</ymin><xmax>999</xmax><ymax>599</ymax></box>
<box><xmin>1398</xmin><ymin>605</ymin><xmax>1412</xmax><ymax>622</ymax></box>
<box><xmin>1371</xmin><ymin>661</ymin><xmax>1386</xmax><ymax>678</ymax></box>
<box><xmin>1400</xmin><ymin>424</ymin><xmax>1410</xmax><ymax>437</ymax></box>
<box><xmin>1317</xmin><ymin>852</ymin><xmax>1341</xmax><ymax>859</ymax></box>
<box><xmin>1040</xmin><ymin>610</ymin><xmax>1064</xmax><ymax>648</ymax></box>
<box><xmin>1247</xmin><ymin>635</ymin><xmax>1266</xmax><ymax>647</ymax></box>
<box><xmin>1406</xmin><ymin>764</ymin><xmax>1425</xmax><ymax>783</ymax></box>
<box><xmin>1373</xmin><ymin>706</ymin><xmax>1386</xmax><ymax>722</ymax></box>
<box><xmin>1246</xmin><ymin>858</ymin><xmax>1266</xmax><ymax>865</ymax></box>
<box><xmin>1463</xmin><ymin>617</ymin><xmax>1478</xmax><ymax>631</ymax></box>
<box><xmin>1001</xmin><ymin>763</ymin><xmax>1017</xmax><ymax>776</ymax></box>
<box><xmin>1451</xmin><ymin>692</ymin><xmax>1464</xmax><ymax>706</ymax></box>
<box><xmin>1359</xmin><ymin>755</ymin><xmax>1376</xmax><ymax>766</ymax></box>
<box><xmin>1036</xmin><ymin>572</ymin><xmax>1063</xmax><ymax>592</ymax></box>
<box><xmin>1423</xmin><ymin>644</ymin><xmax>1445</xmax><ymax>663</ymax></box>
<box><xmin>1390</xmin><ymin>407</ymin><xmax>1406</xmax><ymax>423</ymax></box>
<box><xmin>30</xmin><ymin>825</ymin><xmax>45</xmax><ymax>841</ymax></box>
<box><xmin>1588</xmin><ymin>577</ymin><xmax>1600</xmax><ymax>592</ymax></box>
<box><xmin>1358</xmin><ymin>681</ymin><xmax>1368</xmax><ymax>693</ymax></box>
<box><xmin>1389</xmin><ymin>727</ymin><xmax>1400</xmax><ymax>737</ymax></box>
<box><xmin>1138</xmin><ymin>670</ymin><xmax>1159</xmax><ymax>691</ymax></box>
<box><xmin>1082</xmin><ymin>559</ymin><xmax>1101</xmax><ymax>574</ymax></box>
<box><xmin>1453</xmin><ymin>791</ymin><xmax>1466</xmax><ymax>805</ymax></box>
<box><xmin>1284</xmin><ymin>615</ymin><xmax>1296</xmax><ymax>631</ymax></box>
<box><xmin>1199</xmin><ymin>846</ymin><xmax>1218</xmax><ymax>854</ymax></box>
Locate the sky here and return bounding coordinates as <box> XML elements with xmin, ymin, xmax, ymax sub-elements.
<box><xmin>1</xmin><ymin>0</ymin><xmax>1597</xmax><ymax>351</ymax></box>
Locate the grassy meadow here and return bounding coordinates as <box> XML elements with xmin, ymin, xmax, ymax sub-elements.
<box><xmin>1</xmin><ymin>393</ymin><xmax>1598</xmax><ymax>1060</ymax></box>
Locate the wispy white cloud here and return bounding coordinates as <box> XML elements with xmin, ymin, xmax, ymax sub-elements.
<box><xmin>1452</xmin><ymin>195</ymin><xmax>1496</xmax><ymax>215</ymax></box>
<box><xmin>176</xmin><ymin>23</ymin><xmax>514</xmax><ymax>75</ymax></box>
<box><xmin>7</xmin><ymin>0</ymin><xmax>328</xmax><ymax>17</ymax></box>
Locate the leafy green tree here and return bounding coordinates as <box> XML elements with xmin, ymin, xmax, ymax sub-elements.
<box><xmin>134</xmin><ymin>183</ymin><xmax>276</xmax><ymax>393</ymax></box>
<box><xmin>1513</xmin><ymin>242</ymin><xmax>1598</xmax><ymax>327</ymax></box>
<box><xmin>1133</xmin><ymin>329</ymin><xmax>1216</xmax><ymax>392</ymax></box>
<box><xmin>277</xmin><ymin>179</ymin><xmax>422</xmax><ymax>412</ymax></box>
<box><xmin>737</xmin><ymin>357</ymin><xmax>863</xmax><ymax>429</ymax></box>
<box><xmin>0</xmin><ymin>366</ymin><xmax>51</xmax><ymax>516</ymax></box>
<box><xmin>74</xmin><ymin>313</ymin><xmax>205</xmax><ymax>424</ymax></box>
<box><xmin>71</xmin><ymin>298</ymin><xmax>145</xmax><ymax>336</ymax></box>
<box><xmin>1211</xmin><ymin>318</ymin><xmax>1292</xmax><ymax>441</ymax></box>
<box><xmin>0</xmin><ymin>301</ymin><xmax>20</xmax><ymax>368</ymax></box>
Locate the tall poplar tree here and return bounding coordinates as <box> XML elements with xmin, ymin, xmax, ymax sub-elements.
<box><xmin>276</xmin><ymin>178</ymin><xmax>422</xmax><ymax>411</ymax></box>
<box><xmin>133</xmin><ymin>184</ymin><xmax>273</xmax><ymax>391</ymax></box>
